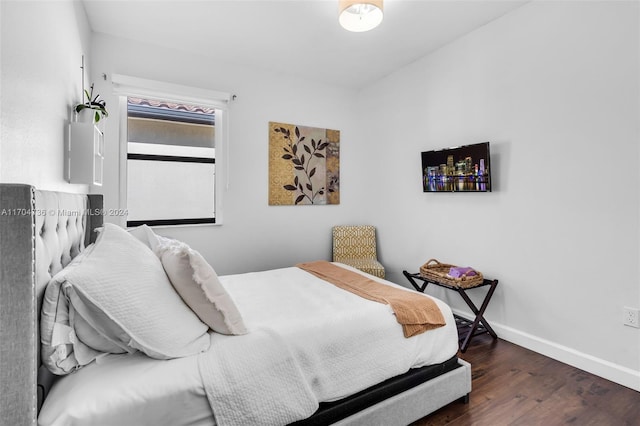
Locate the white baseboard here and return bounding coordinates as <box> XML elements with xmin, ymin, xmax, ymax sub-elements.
<box><xmin>452</xmin><ymin>309</ymin><xmax>640</xmax><ymax>392</ymax></box>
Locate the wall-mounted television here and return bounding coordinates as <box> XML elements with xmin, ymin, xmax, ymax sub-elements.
<box><xmin>421</xmin><ymin>142</ymin><xmax>491</xmax><ymax>192</ymax></box>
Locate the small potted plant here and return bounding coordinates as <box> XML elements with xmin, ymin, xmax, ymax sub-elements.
<box><xmin>75</xmin><ymin>83</ymin><xmax>108</xmax><ymax>124</ymax></box>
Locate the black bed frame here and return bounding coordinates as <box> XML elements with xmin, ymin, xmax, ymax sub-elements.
<box><xmin>292</xmin><ymin>355</ymin><xmax>464</xmax><ymax>425</ymax></box>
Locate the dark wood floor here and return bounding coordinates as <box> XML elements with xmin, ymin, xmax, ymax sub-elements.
<box><xmin>412</xmin><ymin>334</ymin><xmax>640</xmax><ymax>426</ymax></box>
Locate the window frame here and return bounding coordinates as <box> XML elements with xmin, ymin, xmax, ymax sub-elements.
<box><xmin>113</xmin><ymin>74</ymin><xmax>230</xmax><ymax>227</ymax></box>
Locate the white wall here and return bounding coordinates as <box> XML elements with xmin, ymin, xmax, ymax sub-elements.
<box><xmin>0</xmin><ymin>0</ymin><xmax>91</xmax><ymax>191</ymax></box>
<box><xmin>358</xmin><ymin>1</ymin><xmax>640</xmax><ymax>388</ymax></box>
<box><xmin>90</xmin><ymin>34</ymin><xmax>364</xmax><ymax>275</ymax></box>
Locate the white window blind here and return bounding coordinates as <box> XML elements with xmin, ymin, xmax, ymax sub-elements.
<box><xmin>113</xmin><ymin>75</ymin><xmax>230</xmax><ymax>226</ymax></box>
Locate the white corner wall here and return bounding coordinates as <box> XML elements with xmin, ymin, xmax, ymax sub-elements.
<box><xmin>0</xmin><ymin>0</ymin><xmax>92</xmax><ymax>191</ymax></box>
<box><xmin>2</xmin><ymin>0</ymin><xmax>638</xmax><ymax>393</ymax></box>
<box><xmin>358</xmin><ymin>1</ymin><xmax>640</xmax><ymax>389</ymax></box>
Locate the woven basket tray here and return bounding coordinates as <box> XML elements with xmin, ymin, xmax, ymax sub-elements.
<box><xmin>419</xmin><ymin>259</ymin><xmax>484</xmax><ymax>288</ymax></box>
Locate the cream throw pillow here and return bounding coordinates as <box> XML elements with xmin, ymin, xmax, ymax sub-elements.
<box><xmin>155</xmin><ymin>237</ymin><xmax>248</xmax><ymax>335</ymax></box>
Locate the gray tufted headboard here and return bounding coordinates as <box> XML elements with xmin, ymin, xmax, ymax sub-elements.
<box><xmin>0</xmin><ymin>184</ymin><xmax>103</xmax><ymax>426</ymax></box>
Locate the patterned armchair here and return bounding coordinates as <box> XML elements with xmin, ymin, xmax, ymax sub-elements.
<box><xmin>332</xmin><ymin>225</ymin><xmax>385</xmax><ymax>279</ymax></box>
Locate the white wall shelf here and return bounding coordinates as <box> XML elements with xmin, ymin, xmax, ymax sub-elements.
<box><xmin>68</xmin><ymin>122</ymin><xmax>103</xmax><ymax>186</ymax></box>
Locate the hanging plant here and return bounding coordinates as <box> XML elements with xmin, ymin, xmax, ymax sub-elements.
<box><xmin>74</xmin><ymin>83</ymin><xmax>108</xmax><ymax>123</ymax></box>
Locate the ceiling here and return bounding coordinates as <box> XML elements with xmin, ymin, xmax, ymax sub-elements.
<box><xmin>81</xmin><ymin>0</ymin><xmax>528</xmax><ymax>90</ymax></box>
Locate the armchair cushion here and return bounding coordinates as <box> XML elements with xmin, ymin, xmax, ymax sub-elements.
<box><xmin>332</xmin><ymin>225</ymin><xmax>385</xmax><ymax>278</ymax></box>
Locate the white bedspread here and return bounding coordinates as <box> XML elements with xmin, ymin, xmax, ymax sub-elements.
<box><xmin>198</xmin><ymin>329</ymin><xmax>318</xmax><ymax>425</ymax></box>
<box><xmin>200</xmin><ymin>264</ymin><xmax>458</xmax><ymax>426</ymax></box>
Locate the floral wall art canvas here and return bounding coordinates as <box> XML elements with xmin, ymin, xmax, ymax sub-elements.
<box><xmin>269</xmin><ymin>121</ymin><xmax>340</xmax><ymax>205</ymax></box>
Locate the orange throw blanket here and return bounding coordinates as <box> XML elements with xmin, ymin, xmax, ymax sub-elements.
<box><xmin>297</xmin><ymin>261</ymin><xmax>445</xmax><ymax>338</ymax></box>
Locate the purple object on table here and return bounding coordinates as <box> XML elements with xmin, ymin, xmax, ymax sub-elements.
<box><xmin>448</xmin><ymin>266</ymin><xmax>477</xmax><ymax>278</ymax></box>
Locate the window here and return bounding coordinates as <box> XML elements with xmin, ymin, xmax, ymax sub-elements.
<box><xmin>112</xmin><ymin>75</ymin><xmax>229</xmax><ymax>227</ymax></box>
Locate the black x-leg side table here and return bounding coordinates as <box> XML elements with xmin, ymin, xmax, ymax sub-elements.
<box><xmin>402</xmin><ymin>270</ymin><xmax>498</xmax><ymax>352</ymax></box>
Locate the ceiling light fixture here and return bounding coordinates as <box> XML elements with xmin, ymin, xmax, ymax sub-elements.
<box><xmin>339</xmin><ymin>0</ymin><xmax>383</xmax><ymax>32</ymax></box>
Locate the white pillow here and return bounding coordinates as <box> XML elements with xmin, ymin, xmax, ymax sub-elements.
<box><xmin>40</xmin><ymin>244</ymin><xmax>112</xmax><ymax>375</ymax></box>
<box><xmin>128</xmin><ymin>223</ymin><xmax>161</xmax><ymax>252</ymax></box>
<box><xmin>51</xmin><ymin>223</ymin><xmax>210</xmax><ymax>361</ymax></box>
<box><xmin>156</xmin><ymin>239</ymin><xmax>248</xmax><ymax>335</ymax></box>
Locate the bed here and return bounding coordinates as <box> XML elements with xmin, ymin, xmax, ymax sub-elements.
<box><xmin>0</xmin><ymin>184</ymin><xmax>471</xmax><ymax>426</ymax></box>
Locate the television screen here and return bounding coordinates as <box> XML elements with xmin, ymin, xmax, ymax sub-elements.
<box><xmin>421</xmin><ymin>142</ymin><xmax>491</xmax><ymax>192</ymax></box>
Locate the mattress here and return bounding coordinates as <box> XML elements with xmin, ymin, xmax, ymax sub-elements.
<box><xmin>38</xmin><ymin>263</ymin><xmax>458</xmax><ymax>426</ymax></box>
<box><xmin>37</xmin><ymin>351</ymin><xmax>213</xmax><ymax>426</ymax></box>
